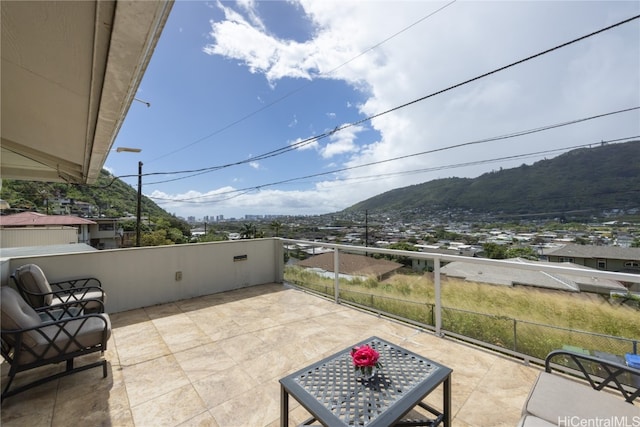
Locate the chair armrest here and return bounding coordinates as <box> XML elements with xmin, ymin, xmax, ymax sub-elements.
<box><xmin>35</xmin><ymin>299</ymin><xmax>105</xmax><ymax>321</ymax></box>
<box><xmin>20</xmin><ymin>286</ymin><xmax>106</xmax><ymax>305</ymax></box>
<box><xmin>545</xmin><ymin>349</ymin><xmax>640</xmax><ymax>403</ymax></box>
<box><xmin>50</xmin><ymin>276</ymin><xmax>102</xmax><ymax>290</ymax></box>
<box><xmin>49</xmin><ymin>286</ymin><xmax>105</xmax><ymax>301</ymax></box>
<box><xmin>2</xmin><ymin>313</ymin><xmax>111</xmax><ymax>365</ymax></box>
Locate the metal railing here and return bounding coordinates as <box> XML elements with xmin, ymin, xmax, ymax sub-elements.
<box><xmin>281</xmin><ymin>239</ymin><xmax>640</xmax><ymax>365</ymax></box>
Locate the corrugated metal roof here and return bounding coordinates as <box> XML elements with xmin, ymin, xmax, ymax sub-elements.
<box><xmin>0</xmin><ymin>212</ymin><xmax>96</xmax><ymax>226</ymax></box>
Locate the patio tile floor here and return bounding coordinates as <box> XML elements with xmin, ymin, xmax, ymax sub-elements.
<box><xmin>1</xmin><ymin>283</ymin><xmax>541</xmax><ymax>426</ymax></box>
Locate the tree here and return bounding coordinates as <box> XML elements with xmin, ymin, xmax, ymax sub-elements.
<box><xmin>483</xmin><ymin>243</ymin><xmax>507</xmax><ymax>259</ymax></box>
<box><xmin>197</xmin><ymin>231</ymin><xmax>228</xmax><ymax>243</ymax></box>
<box><xmin>241</xmin><ymin>223</ymin><xmax>257</xmax><ymax>239</ymax></box>
<box><xmin>141</xmin><ymin>229</ymin><xmax>173</xmax><ymax>246</ymax></box>
<box><xmin>167</xmin><ymin>227</ymin><xmax>187</xmax><ymax>244</ymax></box>
<box><xmin>382</xmin><ymin>241</ymin><xmax>419</xmax><ymax>267</ymax></box>
<box><xmin>270</xmin><ymin>220</ymin><xmax>282</xmax><ymax>237</ymax></box>
<box><xmin>505</xmin><ymin>246</ymin><xmax>539</xmax><ymax>260</ymax></box>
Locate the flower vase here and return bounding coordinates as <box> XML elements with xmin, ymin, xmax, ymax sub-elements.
<box><xmin>356</xmin><ymin>366</ymin><xmax>377</xmax><ymax>380</ymax></box>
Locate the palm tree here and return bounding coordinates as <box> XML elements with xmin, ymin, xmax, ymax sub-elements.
<box><xmin>241</xmin><ymin>222</ymin><xmax>256</xmax><ymax>239</ymax></box>
<box><xmin>270</xmin><ymin>220</ymin><xmax>282</xmax><ymax>237</ymax></box>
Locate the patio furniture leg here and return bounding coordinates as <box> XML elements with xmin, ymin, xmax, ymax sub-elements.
<box><xmin>443</xmin><ymin>375</ymin><xmax>451</xmax><ymax>427</ymax></box>
<box><xmin>281</xmin><ymin>385</ymin><xmax>289</xmax><ymax>427</ymax></box>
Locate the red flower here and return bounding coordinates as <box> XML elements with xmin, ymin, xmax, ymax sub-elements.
<box><xmin>350</xmin><ymin>345</ymin><xmax>381</xmax><ymax>368</ymax></box>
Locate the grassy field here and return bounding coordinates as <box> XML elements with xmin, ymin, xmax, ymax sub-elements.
<box><xmin>284</xmin><ymin>266</ymin><xmax>640</xmax><ymax>359</ymax></box>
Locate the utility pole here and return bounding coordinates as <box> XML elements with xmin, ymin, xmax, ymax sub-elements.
<box><xmin>365</xmin><ymin>209</ymin><xmax>369</xmax><ymax>257</ymax></box>
<box><xmin>115</xmin><ymin>146</ymin><xmax>142</xmax><ymax>247</ymax></box>
<box><xmin>136</xmin><ymin>161</ymin><xmax>142</xmax><ymax>247</ymax></box>
<box><xmin>365</xmin><ymin>209</ymin><xmax>369</xmax><ymax>247</ymax></box>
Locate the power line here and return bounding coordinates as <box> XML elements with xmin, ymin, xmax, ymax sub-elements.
<box><xmin>149</xmin><ymin>1</ymin><xmax>457</xmax><ymax>163</ymax></box>
<box><xmin>340</xmin><ymin>13</ymin><xmax>640</xmax><ymax>132</ymax></box>
<box><xmin>135</xmin><ymin>13</ymin><xmax>640</xmax><ymax>185</ymax></box>
<box><xmin>141</xmin><ymin>106</ymin><xmax>638</xmax><ymax>186</ymax></box>
<box><xmin>99</xmin><ymin>102</ymin><xmax>638</xmax><ymax>192</ymax></box>
<box><xmin>148</xmin><ymin>136</ymin><xmax>638</xmax><ymax>204</ymax></box>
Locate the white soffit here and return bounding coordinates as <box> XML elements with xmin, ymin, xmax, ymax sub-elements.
<box><xmin>0</xmin><ymin>0</ymin><xmax>173</xmax><ymax>184</ymax></box>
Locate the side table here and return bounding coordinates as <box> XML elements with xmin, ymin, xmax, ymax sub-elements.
<box><xmin>280</xmin><ymin>336</ymin><xmax>452</xmax><ymax>426</ymax></box>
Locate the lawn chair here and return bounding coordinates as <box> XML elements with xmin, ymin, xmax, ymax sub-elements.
<box><xmin>0</xmin><ymin>286</ymin><xmax>111</xmax><ymax>401</ymax></box>
<box><xmin>12</xmin><ymin>264</ymin><xmax>106</xmax><ymax>313</ymax></box>
<box><xmin>517</xmin><ymin>349</ymin><xmax>640</xmax><ymax>426</ymax></box>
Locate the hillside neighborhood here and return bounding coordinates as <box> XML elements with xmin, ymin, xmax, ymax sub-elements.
<box><xmin>2</xmin><ymin>209</ymin><xmax>639</xmax><ymax>296</ymax></box>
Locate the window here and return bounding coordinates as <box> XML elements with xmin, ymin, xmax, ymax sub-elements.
<box><xmin>624</xmin><ymin>261</ymin><xmax>640</xmax><ymax>268</ymax></box>
<box><xmin>559</xmin><ymin>257</ymin><xmax>574</xmax><ymax>263</ymax></box>
<box><xmin>597</xmin><ymin>259</ymin><xmax>606</xmax><ymax>270</ymax></box>
<box><xmin>99</xmin><ymin>223</ymin><xmax>114</xmax><ymax>231</ymax></box>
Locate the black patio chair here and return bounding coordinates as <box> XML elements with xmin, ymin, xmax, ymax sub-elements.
<box><xmin>11</xmin><ymin>264</ymin><xmax>106</xmax><ymax>313</ymax></box>
<box><xmin>0</xmin><ymin>286</ymin><xmax>111</xmax><ymax>401</ymax></box>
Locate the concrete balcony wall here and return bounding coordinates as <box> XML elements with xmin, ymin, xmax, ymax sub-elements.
<box><xmin>2</xmin><ymin>238</ymin><xmax>283</xmax><ymax>313</ymax></box>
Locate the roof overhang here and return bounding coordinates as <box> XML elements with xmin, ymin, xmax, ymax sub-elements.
<box><xmin>1</xmin><ymin>0</ymin><xmax>173</xmax><ymax>184</ymax></box>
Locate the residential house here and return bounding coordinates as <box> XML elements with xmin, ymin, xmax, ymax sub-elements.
<box><xmin>544</xmin><ymin>243</ymin><xmax>640</xmax><ymax>273</ymax></box>
<box><xmin>412</xmin><ymin>244</ymin><xmax>480</xmax><ymax>272</ymax></box>
<box><xmin>0</xmin><ymin>211</ymin><xmax>95</xmax><ymax>247</ymax></box>
<box><xmin>89</xmin><ymin>218</ymin><xmax>129</xmax><ymax>249</ymax></box>
<box><xmin>544</xmin><ymin>243</ymin><xmax>640</xmax><ymax>291</ymax></box>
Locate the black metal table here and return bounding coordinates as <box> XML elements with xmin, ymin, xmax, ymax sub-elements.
<box><xmin>280</xmin><ymin>336</ymin><xmax>452</xmax><ymax>427</ymax></box>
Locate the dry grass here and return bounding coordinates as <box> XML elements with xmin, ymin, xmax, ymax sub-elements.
<box><xmin>285</xmin><ymin>266</ymin><xmax>640</xmax><ymax>340</ymax></box>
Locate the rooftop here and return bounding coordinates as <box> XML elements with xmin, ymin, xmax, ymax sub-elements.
<box><xmin>297</xmin><ymin>252</ymin><xmax>403</xmax><ymax>278</ymax></box>
<box><xmin>1</xmin><ymin>283</ymin><xmax>540</xmax><ymax>426</ymax></box>
<box><xmin>0</xmin><ymin>212</ymin><xmax>97</xmax><ymax>227</ymax></box>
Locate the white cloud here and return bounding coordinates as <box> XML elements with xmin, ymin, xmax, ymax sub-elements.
<box><xmin>290</xmin><ymin>136</ymin><xmax>318</xmax><ymax>151</ymax></box>
<box><xmin>320</xmin><ymin>124</ymin><xmax>364</xmax><ymax>159</ymax></box>
<box><xmin>183</xmin><ymin>0</ymin><xmax>640</xmax><ymax>218</ymax></box>
<box><xmin>249</xmin><ymin>161</ymin><xmax>260</xmax><ymax>169</ymax></box>
<box><xmin>150</xmin><ymin>186</ymin><xmax>346</xmax><ymax>218</ymax></box>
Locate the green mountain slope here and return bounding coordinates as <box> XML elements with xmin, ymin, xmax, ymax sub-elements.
<box><xmin>346</xmin><ymin>141</ymin><xmax>640</xmax><ymax>220</ymax></box>
<box><xmin>1</xmin><ymin>169</ymin><xmax>190</xmax><ymax>235</ymax></box>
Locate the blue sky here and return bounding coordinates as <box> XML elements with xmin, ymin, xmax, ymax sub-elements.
<box><xmin>105</xmin><ymin>1</ymin><xmax>640</xmax><ymax>220</ymax></box>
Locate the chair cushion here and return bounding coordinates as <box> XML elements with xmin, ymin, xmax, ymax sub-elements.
<box><xmin>0</xmin><ymin>286</ymin><xmax>42</xmax><ymax>347</ymax></box>
<box><xmin>516</xmin><ymin>415</ymin><xmax>556</xmax><ymax>427</ymax></box>
<box><xmin>52</xmin><ymin>290</ymin><xmax>105</xmax><ymax>311</ymax></box>
<box><xmin>14</xmin><ymin>264</ymin><xmax>53</xmax><ymax>307</ymax></box>
<box><xmin>16</xmin><ymin>313</ymin><xmax>111</xmax><ymax>365</ymax></box>
<box><xmin>523</xmin><ymin>372</ymin><xmax>640</xmax><ymax>421</ymax></box>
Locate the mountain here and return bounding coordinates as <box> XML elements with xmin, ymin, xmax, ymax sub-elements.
<box><xmin>0</xmin><ymin>169</ymin><xmax>190</xmax><ymax>233</ymax></box>
<box><xmin>345</xmin><ymin>141</ymin><xmax>640</xmax><ymax>221</ymax></box>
